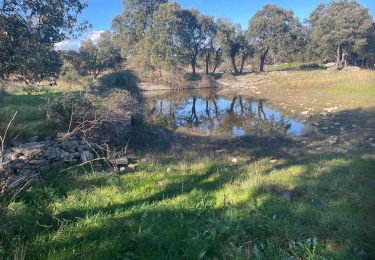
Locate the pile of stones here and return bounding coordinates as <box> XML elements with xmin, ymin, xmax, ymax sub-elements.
<box><xmin>1</xmin><ymin>136</ymin><xmax>94</xmax><ymax>176</ymax></box>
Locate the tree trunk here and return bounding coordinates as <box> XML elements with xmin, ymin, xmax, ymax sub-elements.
<box><xmin>205</xmin><ymin>53</ymin><xmax>210</xmax><ymax>75</ymax></box>
<box><xmin>258</xmin><ymin>100</ymin><xmax>267</xmax><ymax>121</ymax></box>
<box><xmin>231</xmin><ymin>55</ymin><xmax>239</xmax><ymax>74</ymax></box>
<box><xmin>362</xmin><ymin>58</ymin><xmax>367</xmax><ymax>68</ymax></box>
<box><xmin>259</xmin><ymin>55</ymin><xmax>265</xmax><ymax>72</ymax></box>
<box><xmin>336</xmin><ymin>45</ymin><xmax>342</xmax><ymax>69</ymax></box>
<box><xmin>341</xmin><ymin>49</ymin><xmax>348</xmax><ymax>68</ymax></box>
<box><xmin>229</xmin><ymin>97</ymin><xmax>237</xmax><ymax>113</ymax></box>
<box><xmin>212</xmin><ymin>98</ymin><xmax>219</xmax><ymax>117</ymax></box>
<box><xmin>259</xmin><ymin>48</ymin><xmax>269</xmax><ymax>72</ymax></box>
<box><xmin>239</xmin><ymin>96</ymin><xmax>244</xmax><ymax>113</ymax></box>
<box><xmin>205</xmin><ymin>100</ymin><xmax>210</xmax><ymax>117</ymax></box>
<box><xmin>212</xmin><ymin>49</ymin><xmax>221</xmax><ymax>73</ymax></box>
<box><xmin>191</xmin><ymin>58</ymin><xmax>196</xmax><ymax>76</ymax></box>
<box><xmin>240</xmin><ymin>54</ymin><xmax>247</xmax><ymax>74</ymax></box>
<box><xmin>191</xmin><ymin>97</ymin><xmax>198</xmax><ymax>123</ymax></box>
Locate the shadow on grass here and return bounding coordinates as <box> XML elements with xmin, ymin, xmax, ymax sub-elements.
<box><xmin>2</xmin><ymin>108</ymin><xmax>375</xmax><ymax>259</ymax></box>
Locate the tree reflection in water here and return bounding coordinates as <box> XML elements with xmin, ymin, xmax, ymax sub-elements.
<box><xmin>148</xmin><ymin>94</ymin><xmax>303</xmax><ymax>137</ymax></box>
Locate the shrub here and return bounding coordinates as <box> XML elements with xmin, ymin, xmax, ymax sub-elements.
<box><xmin>184</xmin><ymin>73</ymin><xmax>202</xmax><ymax>81</ymax></box>
<box><xmin>44</xmin><ymin>90</ymin><xmax>140</xmax><ymax>146</ymax></box>
<box><xmin>299</xmin><ymin>63</ymin><xmax>327</xmax><ymax>70</ymax></box>
<box><xmin>197</xmin><ymin>75</ymin><xmax>218</xmax><ymax>88</ymax></box>
<box><xmin>44</xmin><ymin>92</ymin><xmax>98</xmax><ymax>130</ymax></box>
<box><xmin>59</xmin><ymin>70</ymin><xmax>87</xmax><ymax>88</ymax></box>
<box><xmin>98</xmin><ymin>70</ymin><xmax>139</xmax><ymax>93</ymax></box>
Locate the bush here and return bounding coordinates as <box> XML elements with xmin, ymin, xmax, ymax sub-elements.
<box><xmin>197</xmin><ymin>75</ymin><xmax>218</xmax><ymax>88</ymax></box>
<box><xmin>184</xmin><ymin>73</ymin><xmax>202</xmax><ymax>81</ymax></box>
<box><xmin>44</xmin><ymin>90</ymin><xmax>140</xmax><ymax>145</ymax></box>
<box><xmin>299</xmin><ymin>63</ymin><xmax>327</xmax><ymax>70</ymax></box>
<box><xmin>44</xmin><ymin>92</ymin><xmax>97</xmax><ymax>130</ymax></box>
<box><xmin>98</xmin><ymin>70</ymin><xmax>139</xmax><ymax>93</ymax></box>
<box><xmin>59</xmin><ymin>70</ymin><xmax>87</xmax><ymax>88</ymax></box>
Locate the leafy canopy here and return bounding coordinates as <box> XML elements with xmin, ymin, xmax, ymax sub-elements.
<box><xmin>0</xmin><ymin>0</ymin><xmax>88</xmax><ymax>82</ymax></box>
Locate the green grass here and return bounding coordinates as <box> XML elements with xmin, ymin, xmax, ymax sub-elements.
<box><xmin>0</xmin><ymin>86</ymin><xmax>81</xmax><ymax>141</ymax></box>
<box><xmin>0</xmin><ymin>93</ymin><xmax>52</xmax><ymax>140</ymax></box>
<box><xmin>1</xmin><ymin>71</ymin><xmax>375</xmax><ymax>259</ymax></box>
<box><xmin>1</xmin><ymin>151</ymin><xmax>374</xmax><ymax>259</ymax></box>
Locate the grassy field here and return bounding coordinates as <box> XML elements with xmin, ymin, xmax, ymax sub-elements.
<box><xmin>0</xmin><ymin>84</ymin><xmax>84</xmax><ymax>141</ymax></box>
<box><xmin>1</xmin><ymin>148</ymin><xmax>374</xmax><ymax>259</ymax></box>
<box><xmin>0</xmin><ymin>92</ymin><xmax>53</xmax><ymax>140</ymax></box>
<box><xmin>270</xmin><ymin>69</ymin><xmax>375</xmax><ymax>89</ymax></box>
<box><xmin>1</xmin><ymin>69</ymin><xmax>375</xmax><ymax>259</ymax></box>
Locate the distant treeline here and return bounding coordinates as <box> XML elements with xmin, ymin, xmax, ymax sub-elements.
<box><xmin>1</xmin><ymin>0</ymin><xmax>374</xmax><ymax>84</ymax></box>
<box><xmin>70</xmin><ymin>0</ymin><xmax>374</xmax><ymax>80</ymax></box>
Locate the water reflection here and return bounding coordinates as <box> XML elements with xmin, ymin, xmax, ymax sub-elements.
<box><xmin>147</xmin><ymin>93</ymin><xmax>305</xmax><ymax>137</ymax></box>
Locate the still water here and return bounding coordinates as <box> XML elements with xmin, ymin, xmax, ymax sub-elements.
<box><xmin>147</xmin><ymin>92</ymin><xmax>305</xmax><ymax>137</ymax></box>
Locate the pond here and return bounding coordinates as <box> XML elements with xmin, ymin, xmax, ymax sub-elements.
<box><xmin>146</xmin><ymin>91</ymin><xmax>306</xmax><ymax>137</ymax></box>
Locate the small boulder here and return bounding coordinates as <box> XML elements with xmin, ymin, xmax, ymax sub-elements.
<box><xmin>29</xmin><ymin>136</ymin><xmax>39</xmax><ymax>142</ymax></box>
<box><xmin>113</xmin><ymin>157</ymin><xmax>129</xmax><ymax>165</ymax></box>
<box><xmin>329</xmin><ymin>136</ymin><xmax>338</xmax><ymax>145</ymax></box>
<box><xmin>282</xmin><ymin>190</ymin><xmax>293</xmax><ymax>201</ymax></box>
<box><xmin>119</xmin><ymin>166</ymin><xmax>127</xmax><ymax>174</ymax></box>
<box><xmin>128</xmin><ymin>164</ymin><xmax>138</xmax><ymax>171</ymax></box>
<box><xmin>62</xmin><ymin>141</ymin><xmax>80</xmax><ymax>152</ymax></box>
<box><xmin>231</xmin><ymin>158</ymin><xmax>238</xmax><ymax>163</ymax></box>
<box><xmin>80</xmin><ymin>151</ymin><xmax>94</xmax><ymax>163</ymax></box>
<box><xmin>270</xmin><ymin>159</ymin><xmax>278</xmax><ymax>164</ymax></box>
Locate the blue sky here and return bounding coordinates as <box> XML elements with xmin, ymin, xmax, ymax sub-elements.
<box><xmin>56</xmin><ymin>0</ymin><xmax>375</xmax><ymax>51</ymax></box>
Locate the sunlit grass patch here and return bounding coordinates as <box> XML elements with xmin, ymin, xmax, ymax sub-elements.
<box><xmin>1</xmin><ymin>151</ymin><xmax>373</xmax><ymax>259</ymax></box>
<box><xmin>0</xmin><ymin>86</ymin><xmax>84</xmax><ymax>141</ymax></box>
<box><xmin>271</xmin><ymin>69</ymin><xmax>375</xmax><ymax>89</ymax></box>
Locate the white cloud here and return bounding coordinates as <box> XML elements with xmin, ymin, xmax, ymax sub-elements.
<box><xmin>55</xmin><ymin>30</ymin><xmax>105</xmax><ymax>52</ymax></box>
<box><xmin>86</xmin><ymin>31</ymin><xmax>104</xmax><ymax>44</ymax></box>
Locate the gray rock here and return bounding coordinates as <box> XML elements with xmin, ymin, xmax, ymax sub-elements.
<box><xmin>270</xmin><ymin>159</ymin><xmax>278</xmax><ymax>164</ymax></box>
<box><xmin>80</xmin><ymin>151</ymin><xmax>94</xmax><ymax>162</ymax></box>
<box><xmin>29</xmin><ymin>160</ymin><xmax>45</xmax><ymax>165</ymax></box>
<box><xmin>3</xmin><ymin>152</ymin><xmax>18</xmax><ymax>162</ymax></box>
<box><xmin>60</xmin><ymin>151</ymin><xmax>71</xmax><ymax>160</ymax></box>
<box><xmin>29</xmin><ymin>136</ymin><xmax>39</xmax><ymax>142</ymax></box>
<box><xmin>44</xmin><ymin>148</ymin><xmax>60</xmax><ymax>159</ymax></box>
<box><xmin>69</xmin><ymin>152</ymin><xmax>82</xmax><ymax>159</ymax></box>
<box><xmin>62</xmin><ymin>141</ymin><xmax>80</xmax><ymax>151</ymax></box>
<box><xmin>119</xmin><ymin>166</ymin><xmax>127</xmax><ymax>173</ymax></box>
<box><xmin>128</xmin><ymin>164</ymin><xmax>138</xmax><ymax>171</ymax></box>
<box><xmin>329</xmin><ymin>136</ymin><xmax>338</xmax><ymax>145</ymax></box>
<box><xmin>113</xmin><ymin>157</ymin><xmax>129</xmax><ymax>165</ymax></box>
<box><xmin>18</xmin><ymin>155</ymin><xmax>28</xmax><ymax>161</ymax></box>
<box><xmin>282</xmin><ymin>190</ymin><xmax>293</xmax><ymax>201</ymax></box>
